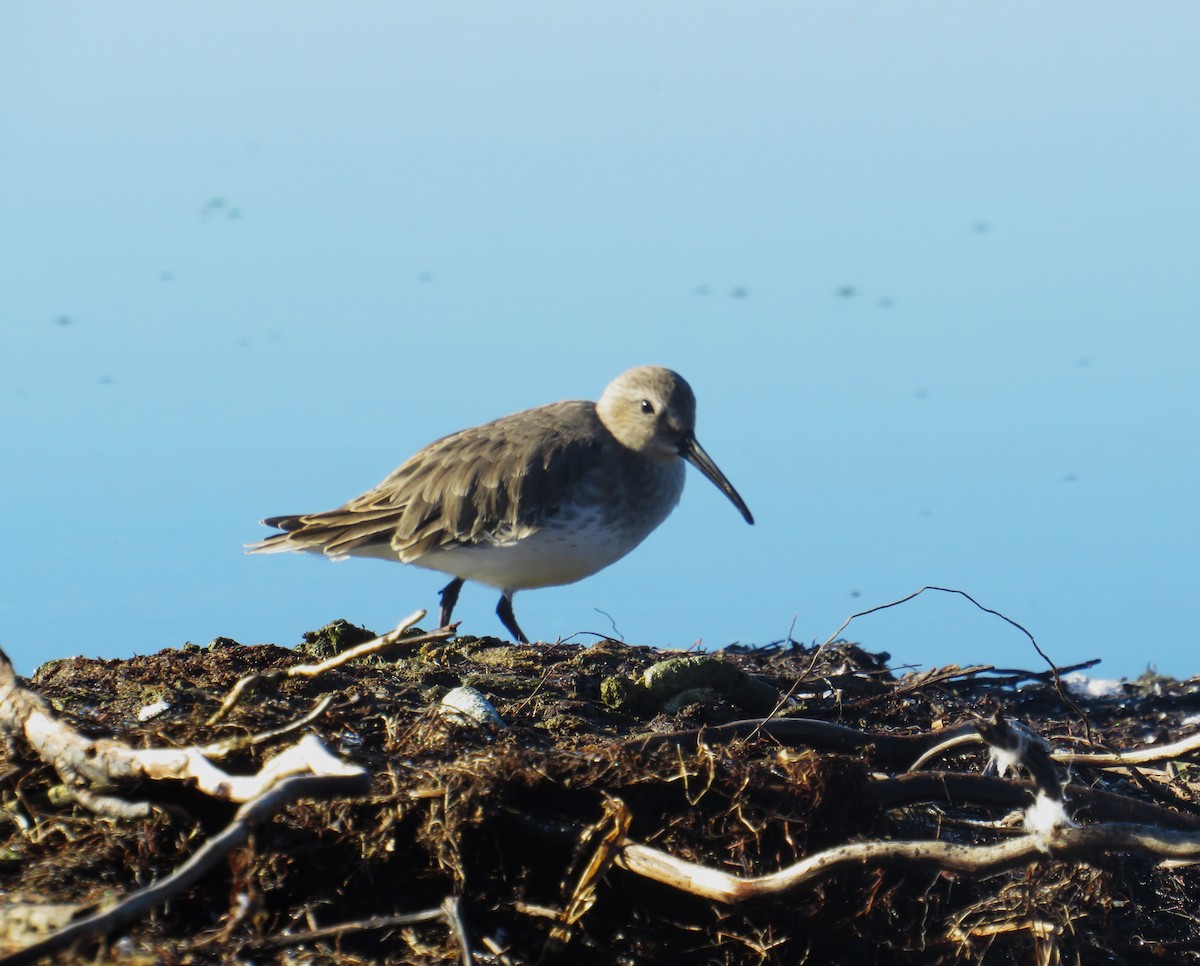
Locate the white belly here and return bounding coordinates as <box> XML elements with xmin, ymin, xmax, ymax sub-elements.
<box><xmin>412</xmin><ymin>508</ymin><xmax>653</xmax><ymax>591</ymax></box>
<box><xmin>351</xmin><ymin>455</ymin><xmax>686</xmax><ymax>593</ymax></box>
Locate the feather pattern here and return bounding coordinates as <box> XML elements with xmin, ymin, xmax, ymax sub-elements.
<box><xmin>248</xmin><ymin>366</ymin><xmax>753</xmax><ymax>642</ymax></box>
<box><xmin>254</xmin><ymin>401</ymin><xmax>614</xmax><ymax>561</ymax></box>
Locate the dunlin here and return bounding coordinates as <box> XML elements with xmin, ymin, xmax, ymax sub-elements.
<box><xmin>248</xmin><ymin>366</ymin><xmax>753</xmax><ymax>643</ymax></box>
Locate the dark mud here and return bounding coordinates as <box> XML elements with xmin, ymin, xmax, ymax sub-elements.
<box><xmin>3</xmin><ymin>623</ymin><xmax>1200</xmax><ymax>964</ymax></box>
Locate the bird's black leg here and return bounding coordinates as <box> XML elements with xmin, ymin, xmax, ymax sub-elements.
<box><xmin>439</xmin><ymin>577</ymin><xmax>465</xmax><ymax>628</ymax></box>
<box><xmin>496</xmin><ymin>592</ymin><xmax>529</xmax><ymax>644</ymax></box>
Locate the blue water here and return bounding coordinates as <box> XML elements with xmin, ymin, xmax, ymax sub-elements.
<box><xmin>3</xmin><ymin>3</ymin><xmax>1198</xmax><ymax>679</ymax></box>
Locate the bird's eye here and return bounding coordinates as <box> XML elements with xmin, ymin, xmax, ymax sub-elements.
<box><xmin>640</xmin><ymin>399</ymin><xmax>654</xmax><ymax>415</ymax></box>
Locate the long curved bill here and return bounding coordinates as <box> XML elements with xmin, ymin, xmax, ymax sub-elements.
<box><xmin>680</xmin><ymin>435</ymin><xmax>754</xmax><ymax>525</ymax></box>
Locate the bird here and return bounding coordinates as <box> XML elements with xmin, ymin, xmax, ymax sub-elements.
<box><xmin>248</xmin><ymin>366</ymin><xmax>754</xmax><ymax>643</ymax></box>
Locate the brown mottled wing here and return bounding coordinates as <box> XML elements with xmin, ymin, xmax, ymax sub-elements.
<box><xmin>254</xmin><ymin>401</ymin><xmax>607</xmax><ymax>561</ymax></box>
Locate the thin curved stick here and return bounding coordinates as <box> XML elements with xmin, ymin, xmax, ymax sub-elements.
<box><xmin>0</xmin><ymin>772</ymin><xmax>371</xmax><ymax>966</ymax></box>
<box><xmin>814</xmin><ymin>586</ymin><xmax>1094</xmax><ymax>743</ymax></box>
<box><xmin>618</xmin><ymin>821</ymin><xmax>1200</xmax><ymax>904</ymax></box>
<box><xmin>208</xmin><ymin>610</ymin><xmax>455</xmax><ymax>723</ymax></box>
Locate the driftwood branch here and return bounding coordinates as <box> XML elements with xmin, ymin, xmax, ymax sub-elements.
<box><xmin>246</xmin><ymin>896</ymin><xmax>474</xmax><ymax>965</ymax></box>
<box><xmin>0</xmin><ymin>649</ymin><xmax>364</xmax><ymax>811</ymax></box>
<box><xmin>633</xmin><ymin>712</ymin><xmax>1200</xmax><ymax>780</ymax></box>
<box><xmin>208</xmin><ymin>609</ymin><xmax>456</xmax><ymax>723</ymax></box>
<box><xmin>247</xmin><ymin>906</ymin><xmax>452</xmax><ymax>949</ymax></box>
<box><xmin>0</xmin><ymin>644</ymin><xmax>378</xmax><ymax>962</ymax></box>
<box><xmin>867</xmin><ymin>772</ymin><xmax>1200</xmax><ymax>831</ymax></box>
<box><xmin>617</xmin><ymin>821</ymin><xmax>1200</xmax><ymax>904</ymax></box>
<box><xmin>203</xmin><ymin>693</ymin><xmax>337</xmax><ymax>758</ymax></box>
<box><xmin>0</xmin><ymin>772</ymin><xmax>371</xmax><ymax>966</ymax></box>
<box><xmin>1055</xmin><ymin>729</ymin><xmax>1200</xmax><ymax>768</ymax></box>
<box><xmin>4</xmin><ymin>610</ymin><xmax>1198</xmax><ymax>962</ymax></box>
<box><xmin>628</xmin><ymin>716</ymin><xmax>981</xmax><ymax>764</ymax></box>
<box><xmin>911</xmin><ymin>726</ymin><xmax>1200</xmax><ymax>774</ymax></box>
<box><xmin>614</xmin><ymin>707</ymin><xmax>1200</xmax><ymax>907</ymax></box>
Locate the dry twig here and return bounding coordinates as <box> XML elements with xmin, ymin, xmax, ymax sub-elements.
<box><xmin>0</xmin><ymin>772</ymin><xmax>371</xmax><ymax>966</ymax></box>
<box><xmin>208</xmin><ymin>609</ymin><xmax>455</xmax><ymax>723</ymax></box>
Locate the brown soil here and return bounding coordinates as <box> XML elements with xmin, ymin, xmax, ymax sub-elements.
<box><xmin>2</xmin><ymin>621</ymin><xmax>1200</xmax><ymax>964</ymax></box>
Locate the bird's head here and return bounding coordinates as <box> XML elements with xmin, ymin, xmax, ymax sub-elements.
<box><xmin>598</xmin><ymin>366</ymin><xmax>754</xmax><ymax>525</ymax></box>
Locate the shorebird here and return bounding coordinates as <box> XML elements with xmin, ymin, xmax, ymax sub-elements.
<box><xmin>248</xmin><ymin>366</ymin><xmax>753</xmax><ymax>643</ymax></box>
